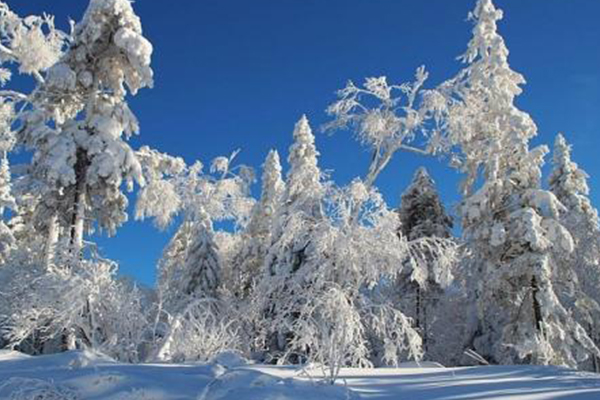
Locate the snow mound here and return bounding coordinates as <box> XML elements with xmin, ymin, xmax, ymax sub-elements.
<box><xmin>0</xmin><ymin>350</ymin><xmax>31</xmax><ymax>362</ymax></box>
<box><xmin>199</xmin><ymin>369</ymin><xmax>360</xmax><ymax>400</ymax></box>
<box><xmin>397</xmin><ymin>360</ymin><xmax>445</xmax><ymax>368</ymax></box>
<box><xmin>56</xmin><ymin>349</ymin><xmax>116</xmax><ymax>369</ymax></box>
<box><xmin>0</xmin><ymin>377</ymin><xmax>79</xmax><ymax>400</ymax></box>
<box><xmin>211</xmin><ymin>351</ymin><xmax>249</xmax><ymax>369</ymax></box>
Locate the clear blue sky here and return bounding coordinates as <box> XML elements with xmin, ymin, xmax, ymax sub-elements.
<box><xmin>9</xmin><ymin>0</ymin><xmax>600</xmax><ymax>287</ymax></box>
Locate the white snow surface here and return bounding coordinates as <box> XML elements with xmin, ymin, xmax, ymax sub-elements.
<box><xmin>0</xmin><ymin>351</ymin><xmax>600</xmax><ymax>399</ymax></box>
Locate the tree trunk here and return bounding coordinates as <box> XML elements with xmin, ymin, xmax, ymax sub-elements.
<box><xmin>44</xmin><ymin>213</ymin><xmax>59</xmax><ymax>270</ymax></box>
<box><xmin>422</xmin><ymin>291</ymin><xmax>428</xmax><ymax>354</ymax></box>
<box><xmin>415</xmin><ymin>285</ymin><xmax>421</xmax><ymax>330</ymax></box>
<box><xmin>590</xmin><ymin>323</ymin><xmax>599</xmax><ymax>373</ymax></box>
<box><xmin>69</xmin><ymin>148</ymin><xmax>89</xmax><ymax>261</ymax></box>
<box><xmin>531</xmin><ymin>276</ymin><xmax>543</xmax><ymax>333</ymax></box>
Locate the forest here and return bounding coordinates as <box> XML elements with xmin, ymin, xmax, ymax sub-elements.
<box><xmin>0</xmin><ymin>0</ymin><xmax>599</xmax><ymax>384</ymax></box>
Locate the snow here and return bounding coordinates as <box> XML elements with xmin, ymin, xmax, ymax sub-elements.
<box><xmin>0</xmin><ymin>351</ymin><xmax>599</xmax><ymax>400</ymax></box>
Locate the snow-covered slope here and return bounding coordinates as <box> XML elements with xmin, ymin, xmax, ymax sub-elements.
<box><xmin>1</xmin><ymin>350</ymin><xmax>600</xmax><ymax>399</ymax></box>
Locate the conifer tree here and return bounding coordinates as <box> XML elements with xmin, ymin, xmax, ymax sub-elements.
<box><xmin>279</xmin><ymin>115</ymin><xmax>323</xmax><ymax>224</ymax></box>
<box><xmin>268</xmin><ymin>115</ymin><xmax>324</xmax><ymax>277</ymax></box>
<box><xmin>18</xmin><ymin>0</ymin><xmax>154</xmax><ymax>264</ymax></box>
<box><xmin>434</xmin><ymin>0</ymin><xmax>598</xmax><ymax>366</ymax></box>
<box><xmin>183</xmin><ymin>209</ymin><xmax>221</xmax><ymax>299</ymax></box>
<box><xmin>549</xmin><ymin>133</ymin><xmax>600</xmax><ymax>370</ymax></box>
<box><xmin>233</xmin><ymin>150</ymin><xmax>285</xmax><ymax>299</ymax></box>
<box><xmin>260</xmin><ymin>115</ymin><xmax>325</xmax><ymax>361</ymax></box>
<box><xmin>397</xmin><ymin>167</ymin><xmax>453</xmax><ymax>353</ymax></box>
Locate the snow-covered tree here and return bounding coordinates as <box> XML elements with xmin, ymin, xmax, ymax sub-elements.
<box><xmin>259</xmin><ymin>116</ymin><xmax>326</xmax><ymax>361</ymax></box>
<box><xmin>0</xmin><ymin>0</ymin><xmax>162</xmax><ymax>357</ymax></box>
<box><xmin>432</xmin><ymin>0</ymin><xmax>598</xmax><ymax>366</ymax></box>
<box><xmin>143</xmin><ymin>152</ymin><xmax>254</xmax><ymax>362</ymax></box>
<box><xmin>268</xmin><ymin>116</ymin><xmax>324</xmax><ymax>277</ymax></box>
<box><xmin>150</xmin><ymin>152</ymin><xmax>254</xmax><ymax>307</ymax></box>
<box><xmin>15</xmin><ymin>0</ymin><xmax>153</xmax><ymax>265</ymax></box>
<box><xmin>1</xmin><ymin>250</ymin><xmax>152</xmax><ymax>362</ymax></box>
<box><xmin>396</xmin><ymin>167</ymin><xmax>453</xmax><ymax>354</ymax></box>
<box><xmin>232</xmin><ymin>149</ymin><xmax>285</xmax><ymax>299</ymax></box>
<box><xmin>549</xmin><ymin>134</ymin><xmax>600</xmax><ymax>269</ymax></box>
<box><xmin>399</xmin><ymin>168</ymin><xmax>453</xmax><ymax>241</ymax></box>
<box><xmin>325</xmin><ymin>67</ymin><xmax>434</xmax><ymax>189</ymax></box>
<box><xmin>549</xmin><ymin>133</ymin><xmax>600</xmax><ymax>371</ymax></box>
<box><xmin>181</xmin><ymin>209</ymin><xmax>221</xmax><ymax>299</ymax></box>
<box><xmin>279</xmin><ymin>115</ymin><xmax>324</xmax><ymax>223</ymax></box>
<box><xmin>0</xmin><ymin>2</ymin><xmax>67</xmax><ymax>266</ymax></box>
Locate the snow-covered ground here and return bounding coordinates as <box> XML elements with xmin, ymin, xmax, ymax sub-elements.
<box><xmin>1</xmin><ymin>350</ymin><xmax>600</xmax><ymax>400</ymax></box>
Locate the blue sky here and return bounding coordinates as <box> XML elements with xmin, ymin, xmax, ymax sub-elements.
<box><xmin>9</xmin><ymin>0</ymin><xmax>600</xmax><ymax>286</ymax></box>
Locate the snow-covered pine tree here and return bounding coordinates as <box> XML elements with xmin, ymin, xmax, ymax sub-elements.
<box><xmin>18</xmin><ymin>0</ymin><xmax>153</xmax><ymax>265</ymax></box>
<box><xmin>233</xmin><ymin>150</ymin><xmax>285</xmax><ymax>300</ymax></box>
<box><xmin>433</xmin><ymin>0</ymin><xmax>599</xmax><ymax>366</ymax></box>
<box><xmin>259</xmin><ymin>115</ymin><xmax>325</xmax><ymax>362</ymax></box>
<box><xmin>399</xmin><ymin>167</ymin><xmax>453</xmax><ymax>241</ymax></box>
<box><xmin>152</xmin><ymin>152</ymin><xmax>254</xmax><ymax>311</ymax></box>
<box><xmin>182</xmin><ymin>209</ymin><xmax>221</xmax><ymax>299</ymax></box>
<box><xmin>549</xmin><ymin>133</ymin><xmax>600</xmax><ymax>371</ymax></box>
<box><xmin>397</xmin><ymin>167</ymin><xmax>453</xmax><ymax>354</ymax></box>
<box><xmin>279</xmin><ymin>115</ymin><xmax>323</xmax><ymax>225</ymax></box>
<box><xmin>150</xmin><ymin>155</ymin><xmax>254</xmax><ymax>362</ymax></box>
<box><xmin>267</xmin><ymin>115</ymin><xmax>324</xmax><ymax>278</ymax></box>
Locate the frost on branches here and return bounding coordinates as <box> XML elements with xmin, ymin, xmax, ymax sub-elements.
<box><xmin>433</xmin><ymin>0</ymin><xmax>599</xmax><ymax>366</ymax></box>
<box><xmin>231</xmin><ymin>149</ymin><xmax>285</xmax><ymax>300</ymax></box>
<box><xmin>17</xmin><ymin>0</ymin><xmax>153</xmax><ymax>264</ymax></box>
<box><xmin>1</xmin><ymin>251</ymin><xmax>152</xmax><ymax>362</ymax></box>
<box><xmin>325</xmin><ymin>66</ymin><xmax>434</xmax><ymax>188</ymax></box>
<box><xmin>395</xmin><ymin>167</ymin><xmax>454</xmax><ymax>356</ymax></box>
<box><xmin>145</xmin><ymin>152</ymin><xmax>254</xmax><ymax>362</ymax></box>
<box><xmin>0</xmin><ymin>0</ymin><xmax>157</xmax><ymax>360</ymax></box>
<box><xmin>258</xmin><ymin>116</ymin><xmax>325</xmax><ymax>362</ymax></box>
<box><xmin>549</xmin><ymin>133</ymin><xmax>600</xmax><ymax>371</ymax></box>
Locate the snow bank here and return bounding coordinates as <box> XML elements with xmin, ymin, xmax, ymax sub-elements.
<box><xmin>1</xmin><ymin>351</ymin><xmax>599</xmax><ymax>399</ymax></box>
<box><xmin>199</xmin><ymin>369</ymin><xmax>360</xmax><ymax>400</ymax></box>
<box><xmin>0</xmin><ymin>349</ymin><xmax>31</xmax><ymax>362</ymax></box>
<box><xmin>0</xmin><ymin>377</ymin><xmax>79</xmax><ymax>400</ymax></box>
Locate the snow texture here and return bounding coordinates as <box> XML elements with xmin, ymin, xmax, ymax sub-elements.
<box><xmin>0</xmin><ymin>351</ymin><xmax>600</xmax><ymax>400</ymax></box>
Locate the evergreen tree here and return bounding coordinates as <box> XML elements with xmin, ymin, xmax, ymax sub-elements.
<box><xmin>399</xmin><ymin>167</ymin><xmax>453</xmax><ymax>241</ymax></box>
<box><xmin>18</xmin><ymin>0</ymin><xmax>154</xmax><ymax>264</ymax></box>
<box><xmin>397</xmin><ymin>167</ymin><xmax>453</xmax><ymax>354</ymax></box>
<box><xmin>436</xmin><ymin>0</ymin><xmax>598</xmax><ymax>366</ymax></box>
<box><xmin>268</xmin><ymin>115</ymin><xmax>324</xmax><ymax>277</ymax></box>
<box><xmin>279</xmin><ymin>115</ymin><xmax>323</xmax><ymax>224</ymax></box>
<box><xmin>260</xmin><ymin>115</ymin><xmax>325</xmax><ymax>361</ymax></box>
<box><xmin>549</xmin><ymin>133</ymin><xmax>600</xmax><ymax>371</ymax></box>
<box><xmin>183</xmin><ymin>209</ymin><xmax>221</xmax><ymax>299</ymax></box>
<box><xmin>233</xmin><ymin>150</ymin><xmax>285</xmax><ymax>299</ymax></box>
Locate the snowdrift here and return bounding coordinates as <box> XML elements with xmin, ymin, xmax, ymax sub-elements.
<box><xmin>0</xmin><ymin>351</ymin><xmax>600</xmax><ymax>399</ymax></box>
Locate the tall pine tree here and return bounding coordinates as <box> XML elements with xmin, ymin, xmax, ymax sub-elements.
<box><xmin>259</xmin><ymin>115</ymin><xmax>325</xmax><ymax>362</ymax></box>
<box><xmin>549</xmin><ymin>133</ymin><xmax>600</xmax><ymax>371</ymax></box>
<box><xmin>437</xmin><ymin>0</ymin><xmax>598</xmax><ymax>366</ymax></box>
<box><xmin>397</xmin><ymin>167</ymin><xmax>453</xmax><ymax>354</ymax></box>
<box><xmin>233</xmin><ymin>150</ymin><xmax>285</xmax><ymax>299</ymax></box>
